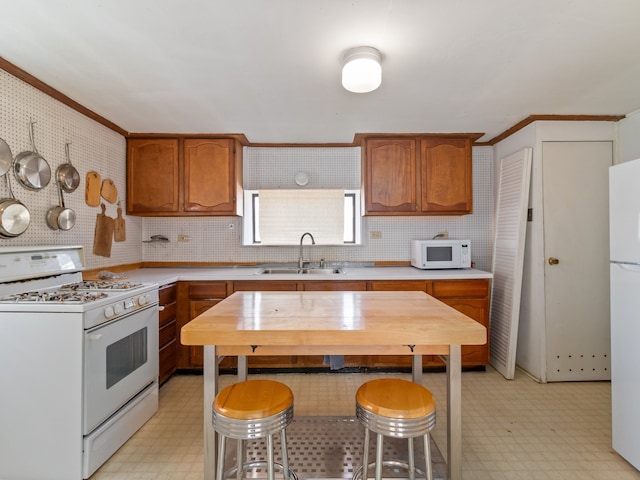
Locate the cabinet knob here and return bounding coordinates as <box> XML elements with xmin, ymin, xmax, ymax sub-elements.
<box><xmin>548</xmin><ymin>257</ymin><xmax>560</xmax><ymax>265</ymax></box>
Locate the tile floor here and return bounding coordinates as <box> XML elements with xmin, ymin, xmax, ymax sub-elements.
<box><xmin>92</xmin><ymin>367</ymin><xmax>640</xmax><ymax>480</ymax></box>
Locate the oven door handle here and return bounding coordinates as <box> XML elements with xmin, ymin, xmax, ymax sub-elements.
<box><xmin>88</xmin><ymin>333</ymin><xmax>103</xmax><ymax>341</ymax></box>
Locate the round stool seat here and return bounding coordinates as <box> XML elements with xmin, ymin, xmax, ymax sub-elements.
<box><xmin>214</xmin><ymin>379</ymin><xmax>294</xmax><ymax>420</ymax></box>
<box><xmin>356</xmin><ymin>378</ymin><xmax>435</xmax><ymax>418</ymax></box>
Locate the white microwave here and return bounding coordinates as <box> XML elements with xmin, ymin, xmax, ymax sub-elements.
<box><xmin>411</xmin><ymin>239</ymin><xmax>471</xmax><ymax>269</ymax></box>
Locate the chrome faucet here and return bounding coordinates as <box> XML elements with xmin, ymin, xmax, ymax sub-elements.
<box><xmin>298</xmin><ymin>232</ymin><xmax>315</xmax><ymax>269</ymax></box>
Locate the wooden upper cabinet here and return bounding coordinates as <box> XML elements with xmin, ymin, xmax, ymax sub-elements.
<box><xmin>127</xmin><ymin>138</ymin><xmax>180</xmax><ymax>214</ymax></box>
<box><xmin>127</xmin><ymin>137</ymin><xmax>242</xmax><ymax>216</ymax></box>
<box><xmin>421</xmin><ymin>137</ymin><xmax>472</xmax><ymax>214</ymax></box>
<box><xmin>364</xmin><ymin>138</ymin><xmax>417</xmax><ymax>214</ymax></box>
<box><xmin>363</xmin><ymin>136</ymin><xmax>472</xmax><ymax>215</ymax></box>
<box><xmin>184</xmin><ymin>139</ymin><xmax>238</xmax><ymax>213</ymax></box>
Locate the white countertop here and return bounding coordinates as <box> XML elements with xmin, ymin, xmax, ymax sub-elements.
<box><xmin>113</xmin><ymin>266</ymin><xmax>493</xmax><ymax>286</ymax></box>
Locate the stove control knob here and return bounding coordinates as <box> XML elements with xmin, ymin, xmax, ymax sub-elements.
<box><xmin>114</xmin><ymin>303</ymin><xmax>124</xmax><ymax>315</ymax></box>
<box><xmin>137</xmin><ymin>294</ymin><xmax>149</xmax><ymax>306</ymax></box>
<box><xmin>104</xmin><ymin>305</ymin><xmax>115</xmax><ymax>318</ymax></box>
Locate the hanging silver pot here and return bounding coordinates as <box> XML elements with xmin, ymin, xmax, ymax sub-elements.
<box><xmin>0</xmin><ymin>173</ymin><xmax>31</xmax><ymax>237</ymax></box>
<box><xmin>13</xmin><ymin>120</ymin><xmax>51</xmax><ymax>191</ymax></box>
<box><xmin>46</xmin><ymin>180</ymin><xmax>76</xmax><ymax>231</ymax></box>
<box><xmin>56</xmin><ymin>142</ymin><xmax>80</xmax><ymax>193</ymax></box>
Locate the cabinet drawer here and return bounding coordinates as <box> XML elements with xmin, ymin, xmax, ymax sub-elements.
<box><xmin>159</xmin><ymin>301</ymin><xmax>177</xmax><ymax>328</ymax></box>
<box><xmin>233</xmin><ymin>281</ymin><xmax>297</xmax><ymax>291</ymax></box>
<box><xmin>432</xmin><ymin>279</ymin><xmax>489</xmax><ymax>298</ymax></box>
<box><xmin>159</xmin><ymin>283</ymin><xmax>177</xmax><ymax>304</ymax></box>
<box><xmin>189</xmin><ymin>281</ymin><xmax>227</xmax><ymax>298</ymax></box>
<box><xmin>159</xmin><ymin>319</ymin><xmax>177</xmax><ymax>348</ymax></box>
<box><xmin>301</xmin><ymin>281</ymin><xmax>367</xmax><ymax>291</ymax></box>
<box><xmin>369</xmin><ymin>280</ymin><xmax>429</xmax><ymax>291</ymax></box>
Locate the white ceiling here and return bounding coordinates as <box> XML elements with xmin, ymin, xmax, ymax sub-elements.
<box><xmin>2</xmin><ymin>0</ymin><xmax>640</xmax><ymax>144</ymax></box>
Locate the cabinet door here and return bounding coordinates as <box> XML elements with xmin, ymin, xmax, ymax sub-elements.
<box><xmin>127</xmin><ymin>138</ymin><xmax>179</xmax><ymax>214</ymax></box>
<box><xmin>184</xmin><ymin>138</ymin><xmax>237</xmax><ymax>213</ymax></box>
<box><xmin>420</xmin><ymin>137</ymin><xmax>472</xmax><ymax>214</ymax></box>
<box><xmin>365</xmin><ymin>138</ymin><xmax>417</xmax><ymax>214</ymax></box>
<box><xmin>438</xmin><ymin>297</ymin><xmax>489</xmax><ymax>366</ymax></box>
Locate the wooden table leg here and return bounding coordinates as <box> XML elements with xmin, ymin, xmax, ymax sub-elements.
<box><xmin>447</xmin><ymin>344</ymin><xmax>462</xmax><ymax>480</ymax></box>
<box><xmin>203</xmin><ymin>345</ymin><xmax>217</xmax><ymax>480</ymax></box>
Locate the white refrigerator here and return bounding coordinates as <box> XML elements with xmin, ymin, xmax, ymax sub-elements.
<box><xmin>609</xmin><ymin>159</ymin><xmax>640</xmax><ymax>470</ymax></box>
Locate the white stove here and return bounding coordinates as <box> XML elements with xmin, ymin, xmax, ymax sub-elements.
<box><xmin>0</xmin><ymin>246</ymin><xmax>160</xmax><ymax>479</ymax></box>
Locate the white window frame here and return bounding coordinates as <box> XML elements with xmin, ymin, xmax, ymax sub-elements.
<box><xmin>242</xmin><ymin>190</ymin><xmax>362</xmax><ymax>245</ymax></box>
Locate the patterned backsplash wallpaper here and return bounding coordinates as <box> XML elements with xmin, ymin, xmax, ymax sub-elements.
<box><xmin>0</xmin><ymin>68</ymin><xmax>495</xmax><ymax>272</ymax></box>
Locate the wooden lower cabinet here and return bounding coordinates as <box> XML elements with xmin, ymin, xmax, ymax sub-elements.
<box><xmin>176</xmin><ymin>277</ymin><xmax>490</xmax><ymax>372</ymax></box>
<box><xmin>158</xmin><ymin>283</ymin><xmax>178</xmax><ymax>384</ymax></box>
<box><xmin>431</xmin><ymin>279</ymin><xmax>490</xmax><ymax>367</ymax></box>
<box><xmin>176</xmin><ymin>281</ymin><xmax>229</xmax><ymax>369</ymax></box>
<box><xmin>368</xmin><ymin>279</ymin><xmax>490</xmax><ymax>368</ymax></box>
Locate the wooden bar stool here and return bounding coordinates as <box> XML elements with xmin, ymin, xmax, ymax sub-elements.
<box><xmin>354</xmin><ymin>378</ymin><xmax>436</xmax><ymax>480</ymax></box>
<box><xmin>212</xmin><ymin>380</ymin><xmax>297</xmax><ymax>480</ymax></box>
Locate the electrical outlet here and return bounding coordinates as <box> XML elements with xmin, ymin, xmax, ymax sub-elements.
<box><xmin>177</xmin><ymin>234</ymin><xmax>191</xmax><ymax>242</ymax></box>
<box><xmin>436</xmin><ymin>231</ymin><xmax>449</xmax><ymax>239</ymax></box>
<box><xmin>370</xmin><ymin>231</ymin><xmax>382</xmax><ymax>239</ymax></box>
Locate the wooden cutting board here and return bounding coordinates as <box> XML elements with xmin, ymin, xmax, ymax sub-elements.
<box><xmin>93</xmin><ymin>203</ymin><xmax>114</xmax><ymax>257</ymax></box>
<box><xmin>85</xmin><ymin>171</ymin><xmax>101</xmax><ymax>207</ymax></box>
<box><xmin>101</xmin><ymin>178</ymin><xmax>118</xmax><ymax>203</ymax></box>
<box><xmin>114</xmin><ymin>204</ymin><xmax>126</xmax><ymax>242</ymax></box>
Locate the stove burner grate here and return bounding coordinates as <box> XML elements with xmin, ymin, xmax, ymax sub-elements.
<box><xmin>0</xmin><ymin>290</ymin><xmax>109</xmax><ymax>303</ymax></box>
<box><xmin>61</xmin><ymin>281</ymin><xmax>144</xmax><ymax>291</ymax></box>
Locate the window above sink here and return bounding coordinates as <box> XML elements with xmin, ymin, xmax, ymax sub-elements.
<box><xmin>242</xmin><ymin>189</ymin><xmax>362</xmax><ymax>246</ymax></box>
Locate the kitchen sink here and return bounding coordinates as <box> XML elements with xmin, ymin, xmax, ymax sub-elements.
<box><xmin>258</xmin><ymin>267</ymin><xmax>344</xmax><ymax>275</ymax></box>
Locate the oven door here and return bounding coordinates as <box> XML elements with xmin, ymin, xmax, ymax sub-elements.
<box><xmin>83</xmin><ymin>304</ymin><xmax>159</xmax><ymax>434</ymax></box>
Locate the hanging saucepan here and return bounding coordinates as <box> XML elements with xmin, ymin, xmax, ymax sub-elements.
<box><xmin>56</xmin><ymin>142</ymin><xmax>80</xmax><ymax>193</ymax></box>
<box><xmin>46</xmin><ymin>180</ymin><xmax>76</xmax><ymax>231</ymax></box>
<box><xmin>13</xmin><ymin>120</ymin><xmax>51</xmax><ymax>191</ymax></box>
<box><xmin>0</xmin><ymin>173</ymin><xmax>31</xmax><ymax>237</ymax></box>
<box><xmin>0</xmin><ymin>137</ymin><xmax>14</xmax><ymax>176</ymax></box>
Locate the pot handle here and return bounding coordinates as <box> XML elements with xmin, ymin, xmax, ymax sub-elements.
<box><xmin>57</xmin><ymin>178</ymin><xmax>66</xmax><ymax>208</ymax></box>
<box><xmin>29</xmin><ymin>120</ymin><xmax>39</xmax><ymax>154</ymax></box>
<box><xmin>5</xmin><ymin>172</ymin><xmax>16</xmax><ymax>199</ymax></box>
<box><xmin>65</xmin><ymin>142</ymin><xmax>73</xmax><ymax>165</ymax></box>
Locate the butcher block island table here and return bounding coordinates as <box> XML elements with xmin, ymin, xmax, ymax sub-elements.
<box><xmin>181</xmin><ymin>290</ymin><xmax>487</xmax><ymax>480</ymax></box>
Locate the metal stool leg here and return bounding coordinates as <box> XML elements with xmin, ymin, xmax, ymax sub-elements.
<box><xmin>216</xmin><ymin>434</ymin><xmax>227</xmax><ymax>480</ymax></box>
<box><xmin>424</xmin><ymin>432</ymin><xmax>433</xmax><ymax>480</ymax></box>
<box><xmin>374</xmin><ymin>433</ymin><xmax>383</xmax><ymax>480</ymax></box>
<box><xmin>267</xmin><ymin>433</ymin><xmax>275</xmax><ymax>480</ymax></box>
<box><xmin>361</xmin><ymin>427</ymin><xmax>370</xmax><ymax>480</ymax></box>
<box><xmin>408</xmin><ymin>437</ymin><xmax>415</xmax><ymax>480</ymax></box>
<box><xmin>236</xmin><ymin>439</ymin><xmax>244</xmax><ymax>480</ymax></box>
<box><xmin>280</xmin><ymin>428</ymin><xmax>291</xmax><ymax>480</ymax></box>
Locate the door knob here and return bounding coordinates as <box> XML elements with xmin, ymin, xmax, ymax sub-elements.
<box><xmin>548</xmin><ymin>257</ymin><xmax>559</xmax><ymax>265</ymax></box>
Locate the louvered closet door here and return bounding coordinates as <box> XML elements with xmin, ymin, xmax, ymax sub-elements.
<box><xmin>490</xmin><ymin>148</ymin><xmax>532</xmax><ymax>380</ymax></box>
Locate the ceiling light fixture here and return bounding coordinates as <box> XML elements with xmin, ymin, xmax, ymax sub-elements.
<box><xmin>341</xmin><ymin>46</ymin><xmax>382</xmax><ymax>93</ymax></box>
